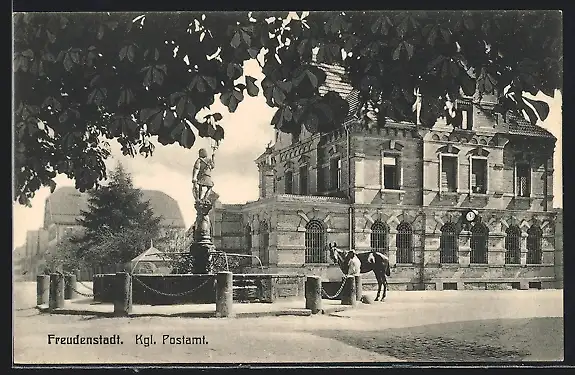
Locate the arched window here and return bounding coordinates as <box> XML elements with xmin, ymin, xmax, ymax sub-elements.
<box><xmin>440</xmin><ymin>222</ymin><xmax>458</xmax><ymax>264</ymax></box>
<box><xmin>527</xmin><ymin>225</ymin><xmax>543</xmax><ymax>264</ymax></box>
<box><xmin>245</xmin><ymin>225</ymin><xmax>252</xmax><ymax>253</ymax></box>
<box><xmin>470</xmin><ymin>223</ymin><xmax>489</xmax><ymax>264</ymax></box>
<box><xmin>259</xmin><ymin>221</ymin><xmax>269</xmax><ymax>266</ymax></box>
<box><xmin>305</xmin><ymin>220</ymin><xmax>326</xmax><ymax>263</ymax></box>
<box><xmin>370</xmin><ymin>221</ymin><xmax>388</xmax><ymax>254</ymax></box>
<box><xmin>396</xmin><ymin>222</ymin><xmax>413</xmax><ymax>264</ymax></box>
<box><xmin>505</xmin><ymin>226</ymin><xmax>521</xmax><ymax>264</ymax></box>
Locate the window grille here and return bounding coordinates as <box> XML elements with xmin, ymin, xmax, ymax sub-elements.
<box><xmin>396</xmin><ymin>222</ymin><xmax>413</xmax><ymax>263</ymax></box>
<box><xmin>527</xmin><ymin>225</ymin><xmax>542</xmax><ymax>264</ymax></box>
<box><xmin>370</xmin><ymin>221</ymin><xmax>388</xmax><ymax>254</ymax></box>
<box><xmin>440</xmin><ymin>222</ymin><xmax>458</xmax><ymax>263</ymax></box>
<box><xmin>305</xmin><ymin>220</ymin><xmax>326</xmax><ymax>263</ymax></box>
<box><xmin>505</xmin><ymin>226</ymin><xmax>521</xmax><ymax>264</ymax></box>
<box><xmin>299</xmin><ymin>165</ymin><xmax>308</xmax><ymax>195</ymax></box>
<box><xmin>285</xmin><ymin>170</ymin><xmax>293</xmax><ymax>194</ymax></box>
<box><xmin>470</xmin><ymin>223</ymin><xmax>488</xmax><ymax>264</ymax></box>
<box><xmin>259</xmin><ymin>221</ymin><xmax>269</xmax><ymax>266</ymax></box>
<box><xmin>516</xmin><ymin>163</ymin><xmax>531</xmax><ymax>197</ymax></box>
<box><xmin>441</xmin><ymin>156</ymin><xmax>457</xmax><ymax>192</ymax></box>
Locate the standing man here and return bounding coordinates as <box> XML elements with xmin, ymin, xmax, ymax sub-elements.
<box><xmin>192</xmin><ymin>146</ymin><xmax>216</xmax><ymax>202</ymax></box>
<box><xmin>346</xmin><ymin>249</ymin><xmax>361</xmax><ymax>276</ymax></box>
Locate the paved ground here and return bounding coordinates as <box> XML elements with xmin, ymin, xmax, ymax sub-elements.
<box><xmin>13</xmin><ymin>282</ymin><xmax>564</xmax><ymax>364</ymax></box>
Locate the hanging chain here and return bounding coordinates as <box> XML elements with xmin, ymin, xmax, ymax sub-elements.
<box><xmin>321</xmin><ymin>277</ymin><xmax>347</xmax><ymax>299</ymax></box>
<box><xmin>71</xmin><ymin>286</ymin><xmax>95</xmax><ymax>298</ymax></box>
<box><xmin>132</xmin><ymin>275</ymin><xmax>212</xmax><ymax>297</ymax></box>
<box><xmin>77</xmin><ymin>280</ymin><xmax>94</xmax><ymax>291</ymax></box>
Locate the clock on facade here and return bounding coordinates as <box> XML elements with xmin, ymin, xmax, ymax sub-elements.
<box><xmin>465</xmin><ymin>210</ymin><xmax>477</xmax><ymax>222</ymax></box>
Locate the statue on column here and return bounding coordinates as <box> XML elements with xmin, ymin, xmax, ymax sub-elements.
<box><xmin>190</xmin><ymin>142</ymin><xmax>219</xmax><ymax>274</ymax></box>
<box><xmin>192</xmin><ymin>146</ymin><xmax>216</xmax><ymax>203</ymax></box>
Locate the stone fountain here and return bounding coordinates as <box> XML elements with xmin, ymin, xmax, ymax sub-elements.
<box><xmin>189</xmin><ymin>145</ymin><xmax>219</xmax><ymax>274</ymax></box>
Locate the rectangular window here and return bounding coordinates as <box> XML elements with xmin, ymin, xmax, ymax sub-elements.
<box><xmin>299</xmin><ymin>165</ymin><xmax>308</xmax><ymax>195</ymax></box>
<box><xmin>330</xmin><ymin>157</ymin><xmax>341</xmax><ymax>191</ymax></box>
<box><xmin>383</xmin><ymin>155</ymin><xmax>400</xmax><ymax>190</ymax></box>
<box><xmin>461</xmin><ymin>109</ymin><xmax>473</xmax><ymax>130</ymax></box>
<box><xmin>441</xmin><ymin>155</ymin><xmax>458</xmax><ymax>192</ymax></box>
<box><xmin>516</xmin><ymin>163</ymin><xmax>531</xmax><ymax>197</ymax></box>
<box><xmin>471</xmin><ymin>158</ymin><xmax>487</xmax><ymax>194</ymax></box>
<box><xmin>285</xmin><ymin>170</ymin><xmax>293</xmax><ymax>194</ymax></box>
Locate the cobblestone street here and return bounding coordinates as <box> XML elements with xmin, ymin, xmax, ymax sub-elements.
<box><xmin>13</xmin><ymin>282</ymin><xmax>563</xmax><ymax>364</ymax></box>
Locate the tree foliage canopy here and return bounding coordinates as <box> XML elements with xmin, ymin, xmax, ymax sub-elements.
<box><xmin>13</xmin><ymin>10</ymin><xmax>562</xmax><ymax>205</ymax></box>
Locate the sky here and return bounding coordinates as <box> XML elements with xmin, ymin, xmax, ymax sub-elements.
<box><xmin>12</xmin><ymin>58</ymin><xmax>563</xmax><ymax>249</ymax></box>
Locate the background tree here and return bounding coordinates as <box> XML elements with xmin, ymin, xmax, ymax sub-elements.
<box><xmin>42</xmin><ymin>229</ymin><xmax>87</xmax><ymax>273</ymax></box>
<box><xmin>71</xmin><ymin>162</ymin><xmax>164</xmax><ymax>268</ymax></box>
<box><xmin>13</xmin><ymin>11</ymin><xmax>562</xmax><ymax>205</ymax></box>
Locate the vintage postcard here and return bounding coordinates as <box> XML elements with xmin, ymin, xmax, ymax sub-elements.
<box><xmin>13</xmin><ymin>9</ymin><xmax>564</xmax><ymax>366</ymax></box>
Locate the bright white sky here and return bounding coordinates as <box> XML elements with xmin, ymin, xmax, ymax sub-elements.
<box><xmin>12</xmin><ymin>57</ymin><xmax>563</xmax><ymax>249</ymax></box>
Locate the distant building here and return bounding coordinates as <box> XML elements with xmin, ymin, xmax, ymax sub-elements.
<box><xmin>211</xmin><ymin>61</ymin><xmax>561</xmax><ymax>291</ymax></box>
<box><xmin>18</xmin><ymin>186</ymin><xmax>186</xmax><ymax>279</ymax></box>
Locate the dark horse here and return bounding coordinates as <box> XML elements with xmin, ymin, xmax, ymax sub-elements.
<box><xmin>328</xmin><ymin>243</ymin><xmax>391</xmax><ymax>301</ymax></box>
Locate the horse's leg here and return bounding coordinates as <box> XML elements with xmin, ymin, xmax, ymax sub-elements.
<box><xmin>374</xmin><ymin>271</ymin><xmax>382</xmax><ymax>301</ymax></box>
<box><xmin>381</xmin><ymin>275</ymin><xmax>388</xmax><ymax>301</ymax></box>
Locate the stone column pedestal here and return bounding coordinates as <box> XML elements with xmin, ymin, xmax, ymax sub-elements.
<box><xmin>190</xmin><ymin>200</ymin><xmax>216</xmax><ymax>274</ymax></box>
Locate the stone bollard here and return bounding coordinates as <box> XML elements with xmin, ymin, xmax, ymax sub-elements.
<box><xmin>305</xmin><ymin>276</ymin><xmax>322</xmax><ymax>314</ymax></box>
<box><xmin>341</xmin><ymin>275</ymin><xmax>357</xmax><ymax>306</ymax></box>
<box><xmin>64</xmin><ymin>274</ymin><xmax>77</xmax><ymax>300</ymax></box>
<box><xmin>215</xmin><ymin>272</ymin><xmax>233</xmax><ymax>317</ymax></box>
<box><xmin>49</xmin><ymin>273</ymin><xmax>65</xmax><ymax>310</ymax></box>
<box><xmin>36</xmin><ymin>275</ymin><xmax>50</xmax><ymax>306</ymax></box>
<box><xmin>354</xmin><ymin>275</ymin><xmax>362</xmax><ymax>301</ymax></box>
<box><xmin>113</xmin><ymin>272</ymin><xmax>132</xmax><ymax>317</ymax></box>
<box><xmin>92</xmin><ymin>275</ymin><xmax>100</xmax><ymax>302</ymax></box>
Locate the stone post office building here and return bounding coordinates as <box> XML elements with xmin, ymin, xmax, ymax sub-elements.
<box><xmin>210</xmin><ymin>63</ymin><xmax>561</xmax><ymax>291</ymax></box>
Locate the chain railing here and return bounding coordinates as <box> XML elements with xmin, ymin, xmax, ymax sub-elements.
<box><xmin>132</xmin><ymin>275</ymin><xmax>213</xmax><ymax>297</ymax></box>
<box><xmin>77</xmin><ymin>280</ymin><xmax>94</xmax><ymax>291</ymax></box>
<box><xmin>321</xmin><ymin>277</ymin><xmax>347</xmax><ymax>299</ymax></box>
<box><xmin>71</xmin><ymin>286</ymin><xmax>95</xmax><ymax>298</ymax></box>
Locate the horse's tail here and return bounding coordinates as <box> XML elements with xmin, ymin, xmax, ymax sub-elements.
<box><xmin>385</xmin><ymin>261</ymin><xmax>391</xmax><ymax>276</ymax></box>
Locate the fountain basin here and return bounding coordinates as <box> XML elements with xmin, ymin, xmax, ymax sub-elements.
<box><xmin>93</xmin><ymin>273</ymin><xmax>305</xmax><ymax>305</ymax></box>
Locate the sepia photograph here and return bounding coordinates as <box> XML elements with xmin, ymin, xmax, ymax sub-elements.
<box><xmin>12</xmin><ymin>9</ymin><xmax>564</xmax><ymax>365</ymax></box>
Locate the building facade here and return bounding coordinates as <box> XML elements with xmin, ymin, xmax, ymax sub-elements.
<box><xmin>212</xmin><ymin>63</ymin><xmax>561</xmax><ymax>291</ymax></box>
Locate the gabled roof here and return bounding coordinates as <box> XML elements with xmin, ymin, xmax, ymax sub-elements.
<box><xmin>44</xmin><ymin>186</ymin><xmax>185</xmax><ymax>229</ymax></box>
<box><xmin>508</xmin><ymin>121</ymin><xmax>556</xmax><ymax>140</ymax></box>
<box><xmin>130</xmin><ymin>243</ymin><xmax>166</xmax><ymax>264</ymax></box>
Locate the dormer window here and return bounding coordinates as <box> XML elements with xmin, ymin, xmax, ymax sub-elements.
<box><xmin>447</xmin><ymin>104</ymin><xmax>473</xmax><ymax>129</ymax></box>
<box><xmin>461</xmin><ymin>108</ymin><xmax>473</xmax><ymax>130</ymax></box>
